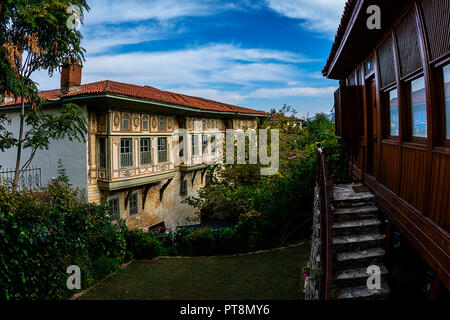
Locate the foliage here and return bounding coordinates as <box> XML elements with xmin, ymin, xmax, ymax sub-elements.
<box><xmin>0</xmin><ymin>0</ymin><xmax>89</xmax><ymax>187</ymax></box>
<box><xmin>0</xmin><ymin>167</ymin><xmax>128</xmax><ymax>300</ymax></box>
<box><xmin>183</xmin><ymin>227</ymin><xmax>216</xmax><ymax>256</ymax></box>
<box><xmin>133</xmin><ymin>231</ymin><xmax>163</xmax><ymax>259</ymax></box>
<box><xmin>91</xmin><ymin>256</ymin><xmax>120</xmax><ymax>282</ymax></box>
<box><xmin>235</xmin><ymin>210</ymin><xmax>268</xmax><ymax>249</ymax></box>
<box><xmin>184</xmin><ymin>106</ymin><xmax>338</xmax><ymax>246</ymax></box>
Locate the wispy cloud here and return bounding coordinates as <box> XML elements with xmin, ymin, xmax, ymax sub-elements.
<box><xmin>83</xmin><ymin>0</ymin><xmax>220</xmax><ymax>25</ymax></box>
<box><xmin>82</xmin><ymin>44</ymin><xmax>311</xmax><ymax>86</ymax></box>
<box><xmin>82</xmin><ymin>23</ymin><xmax>179</xmax><ymax>54</ymax></box>
<box><xmin>265</xmin><ymin>0</ymin><xmax>347</xmax><ymax>37</ymax></box>
<box><xmin>248</xmin><ymin>86</ymin><xmax>337</xmax><ymax>98</ymax></box>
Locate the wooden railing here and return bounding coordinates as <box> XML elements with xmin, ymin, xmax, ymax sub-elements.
<box><xmin>316</xmin><ymin>146</ymin><xmax>333</xmax><ymax>300</ymax></box>
<box><xmin>316</xmin><ymin>145</ymin><xmax>365</xmax><ymax>300</ymax></box>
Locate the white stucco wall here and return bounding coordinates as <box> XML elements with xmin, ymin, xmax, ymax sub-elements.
<box><xmin>0</xmin><ymin>105</ymin><xmax>88</xmax><ymax>195</ymax></box>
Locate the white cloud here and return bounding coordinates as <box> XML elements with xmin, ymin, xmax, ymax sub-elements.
<box><xmin>265</xmin><ymin>0</ymin><xmax>347</xmax><ymax>37</ymax></box>
<box><xmin>167</xmin><ymin>87</ymin><xmax>246</xmax><ymax>104</ymax></box>
<box><xmin>248</xmin><ymin>86</ymin><xmax>337</xmax><ymax>98</ymax></box>
<box><xmin>83</xmin><ymin>0</ymin><xmax>219</xmax><ymax>25</ymax></box>
<box><xmin>82</xmin><ymin>23</ymin><xmax>176</xmax><ymax>54</ymax></box>
<box><xmin>81</xmin><ymin>44</ymin><xmax>309</xmax><ymax>86</ymax></box>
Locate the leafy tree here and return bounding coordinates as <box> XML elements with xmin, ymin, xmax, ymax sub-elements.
<box><xmin>184</xmin><ymin>106</ymin><xmax>335</xmax><ymax>244</ymax></box>
<box><xmin>0</xmin><ymin>0</ymin><xmax>89</xmax><ymax>189</ymax></box>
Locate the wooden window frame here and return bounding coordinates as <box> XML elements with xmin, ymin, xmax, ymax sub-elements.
<box><xmin>142</xmin><ymin>115</ymin><xmax>149</xmax><ymax>131</ymax></box>
<box><xmin>192</xmin><ymin>135</ymin><xmax>199</xmax><ymax>156</ymax></box>
<box><xmin>129</xmin><ymin>193</ymin><xmax>138</xmax><ymax>216</ymax></box>
<box><xmin>159</xmin><ymin>116</ymin><xmax>166</xmax><ymax>132</ymax></box>
<box><xmin>383</xmin><ymin>86</ymin><xmax>400</xmax><ymax>141</ymax></box>
<box><xmin>436</xmin><ymin>62</ymin><xmax>450</xmax><ymax>147</ymax></box>
<box><xmin>140</xmin><ymin>138</ymin><xmax>152</xmax><ymax>166</ymax></box>
<box><xmin>122</xmin><ymin>114</ymin><xmax>130</xmax><ymax>132</ymax></box>
<box><xmin>157</xmin><ymin>137</ymin><xmax>168</xmax><ymax>163</ymax></box>
<box><xmin>402</xmin><ymin>73</ymin><xmax>428</xmax><ymax>144</ymax></box>
<box><xmin>98</xmin><ymin>137</ymin><xmax>107</xmax><ymax>168</ymax></box>
<box><xmin>120</xmin><ymin>138</ymin><xmax>133</xmax><ymax>168</ymax></box>
<box><xmin>202</xmin><ymin>134</ymin><xmax>208</xmax><ymax>155</ymax></box>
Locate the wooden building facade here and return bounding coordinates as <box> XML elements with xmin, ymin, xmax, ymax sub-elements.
<box><xmin>323</xmin><ymin>0</ymin><xmax>449</xmax><ymax>293</ymax></box>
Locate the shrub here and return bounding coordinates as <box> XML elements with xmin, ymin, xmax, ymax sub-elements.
<box><xmin>184</xmin><ymin>227</ymin><xmax>215</xmax><ymax>256</ymax></box>
<box><xmin>134</xmin><ymin>232</ymin><xmax>162</xmax><ymax>259</ymax></box>
<box><xmin>213</xmin><ymin>227</ymin><xmax>240</xmax><ymax>254</ymax></box>
<box><xmin>0</xmin><ymin>176</ymin><xmax>129</xmax><ymax>300</ymax></box>
<box><xmin>236</xmin><ymin>210</ymin><xmax>268</xmax><ymax>249</ymax></box>
<box><xmin>91</xmin><ymin>256</ymin><xmax>120</xmax><ymax>282</ymax></box>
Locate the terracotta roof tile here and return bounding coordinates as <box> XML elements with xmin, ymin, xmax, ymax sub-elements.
<box><xmin>2</xmin><ymin>80</ymin><xmax>267</xmax><ymax>115</ymax></box>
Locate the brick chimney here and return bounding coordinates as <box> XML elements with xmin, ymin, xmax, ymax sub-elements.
<box><xmin>60</xmin><ymin>60</ymin><xmax>82</xmax><ymax>95</ymax></box>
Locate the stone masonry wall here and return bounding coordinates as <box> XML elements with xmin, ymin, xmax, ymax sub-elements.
<box><xmin>304</xmin><ymin>184</ymin><xmax>321</xmax><ymax>300</ymax></box>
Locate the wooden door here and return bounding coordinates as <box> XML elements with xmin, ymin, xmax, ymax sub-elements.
<box><xmin>367</xmin><ymin>78</ymin><xmax>378</xmax><ymax>177</ymax></box>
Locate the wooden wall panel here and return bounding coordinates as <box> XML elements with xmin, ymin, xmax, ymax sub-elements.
<box><xmin>377</xmin><ymin>37</ymin><xmax>396</xmax><ymax>88</ymax></box>
<box><xmin>419</xmin><ymin>0</ymin><xmax>450</xmax><ymax>61</ymax></box>
<box><xmin>395</xmin><ymin>9</ymin><xmax>423</xmax><ymax>76</ymax></box>
<box><xmin>399</xmin><ymin>147</ymin><xmax>428</xmax><ymax>212</ymax></box>
<box><xmin>429</xmin><ymin>152</ymin><xmax>450</xmax><ymax>231</ymax></box>
<box><xmin>380</xmin><ymin>142</ymin><xmax>401</xmax><ymax>192</ymax></box>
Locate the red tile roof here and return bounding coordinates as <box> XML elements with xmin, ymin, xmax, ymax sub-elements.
<box><xmin>322</xmin><ymin>0</ymin><xmax>357</xmax><ymax>77</ymax></box>
<box><xmin>1</xmin><ymin>80</ymin><xmax>267</xmax><ymax>115</ymax></box>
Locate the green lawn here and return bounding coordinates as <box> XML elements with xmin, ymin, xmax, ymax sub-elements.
<box><xmin>79</xmin><ymin>243</ymin><xmax>310</xmax><ymax>300</ymax></box>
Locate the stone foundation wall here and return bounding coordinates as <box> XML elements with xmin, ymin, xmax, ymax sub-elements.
<box><xmin>88</xmin><ymin>168</ymin><xmax>203</xmax><ymax>230</ymax></box>
<box><xmin>304</xmin><ymin>183</ymin><xmax>321</xmax><ymax>300</ymax></box>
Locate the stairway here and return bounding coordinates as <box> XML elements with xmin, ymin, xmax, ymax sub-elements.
<box><xmin>331</xmin><ymin>184</ymin><xmax>391</xmax><ymax>300</ymax></box>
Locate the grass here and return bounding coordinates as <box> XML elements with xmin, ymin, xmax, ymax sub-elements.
<box><xmin>79</xmin><ymin>243</ymin><xmax>310</xmax><ymax>300</ymax></box>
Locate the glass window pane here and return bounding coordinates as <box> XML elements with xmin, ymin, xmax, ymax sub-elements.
<box><xmin>444</xmin><ymin>64</ymin><xmax>450</xmax><ymax>139</ymax></box>
<box><xmin>192</xmin><ymin>135</ymin><xmax>198</xmax><ymax>156</ymax></box>
<box><xmin>158</xmin><ymin>137</ymin><xmax>167</xmax><ymax>163</ymax></box>
<box><xmin>389</xmin><ymin>89</ymin><xmax>399</xmax><ymax>136</ymax></box>
<box><xmin>202</xmin><ymin>135</ymin><xmax>208</xmax><ymax>154</ymax></box>
<box><xmin>411</xmin><ymin>77</ymin><xmax>427</xmax><ymax>138</ymax></box>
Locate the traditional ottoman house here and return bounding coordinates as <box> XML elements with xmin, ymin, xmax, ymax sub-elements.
<box><xmin>0</xmin><ymin>63</ymin><xmax>267</xmax><ymax>229</ymax></box>
<box><xmin>309</xmin><ymin>0</ymin><xmax>449</xmax><ymax>300</ymax></box>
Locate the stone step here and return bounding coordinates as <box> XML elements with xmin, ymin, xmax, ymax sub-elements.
<box><xmin>332</xmin><ymin>205</ymin><xmax>378</xmax><ymax>223</ymax></box>
<box><xmin>332</xmin><ymin>185</ymin><xmax>376</xmax><ymax>209</ymax></box>
<box><xmin>335</xmin><ymin>265</ymin><xmax>388</xmax><ymax>287</ymax></box>
<box><xmin>334</xmin><ymin>283</ymin><xmax>391</xmax><ymax>300</ymax></box>
<box><xmin>333</xmin><ymin>196</ymin><xmax>376</xmax><ymax>208</ymax></box>
<box><xmin>332</xmin><ymin>218</ymin><xmax>381</xmax><ymax>236</ymax></box>
<box><xmin>336</xmin><ymin>248</ymin><xmax>385</xmax><ymax>270</ymax></box>
<box><xmin>333</xmin><ymin>233</ymin><xmax>385</xmax><ymax>252</ymax></box>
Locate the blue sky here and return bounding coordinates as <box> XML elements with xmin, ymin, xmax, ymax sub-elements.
<box><xmin>32</xmin><ymin>0</ymin><xmax>347</xmax><ymax>117</ymax></box>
